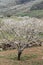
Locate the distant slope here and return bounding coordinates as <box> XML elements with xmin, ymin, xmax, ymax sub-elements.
<box><xmin>0</xmin><ymin>0</ymin><xmax>43</xmax><ymax>16</ymax></box>
<box><xmin>30</xmin><ymin>1</ymin><xmax>43</xmax><ymax>10</ymax></box>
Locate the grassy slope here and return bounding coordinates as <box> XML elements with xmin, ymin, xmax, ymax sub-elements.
<box><xmin>14</xmin><ymin>0</ymin><xmax>43</xmax><ymax>18</ymax></box>
<box><xmin>0</xmin><ymin>0</ymin><xmax>43</xmax><ymax>16</ymax></box>
<box><xmin>16</xmin><ymin>10</ymin><xmax>43</xmax><ymax>18</ymax></box>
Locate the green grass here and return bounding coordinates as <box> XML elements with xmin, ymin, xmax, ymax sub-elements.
<box><xmin>16</xmin><ymin>10</ymin><xmax>43</xmax><ymax>18</ymax></box>
<box><xmin>31</xmin><ymin>60</ymin><xmax>43</xmax><ymax>65</ymax></box>
<box><xmin>0</xmin><ymin>53</ymin><xmax>38</xmax><ymax>61</ymax></box>
<box><xmin>0</xmin><ymin>30</ymin><xmax>16</xmax><ymax>40</ymax></box>
<box><xmin>11</xmin><ymin>16</ymin><xmax>23</xmax><ymax>21</ymax></box>
<box><xmin>39</xmin><ymin>32</ymin><xmax>43</xmax><ymax>36</ymax></box>
<box><xmin>0</xmin><ymin>55</ymin><xmax>5</xmax><ymax>58</ymax></box>
<box><xmin>39</xmin><ymin>32</ymin><xmax>43</xmax><ymax>40</ymax></box>
<box><xmin>21</xmin><ymin>54</ymin><xmax>37</xmax><ymax>61</ymax></box>
<box><xmin>0</xmin><ymin>18</ymin><xmax>3</xmax><ymax>22</ymax></box>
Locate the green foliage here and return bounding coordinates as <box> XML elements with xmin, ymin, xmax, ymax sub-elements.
<box><xmin>21</xmin><ymin>54</ymin><xmax>37</xmax><ymax>61</ymax></box>
<box><xmin>16</xmin><ymin>10</ymin><xmax>43</xmax><ymax>18</ymax></box>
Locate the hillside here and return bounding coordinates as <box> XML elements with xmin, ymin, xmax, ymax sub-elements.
<box><xmin>30</xmin><ymin>1</ymin><xmax>43</xmax><ymax>10</ymax></box>
<box><xmin>0</xmin><ymin>0</ymin><xmax>43</xmax><ymax>16</ymax></box>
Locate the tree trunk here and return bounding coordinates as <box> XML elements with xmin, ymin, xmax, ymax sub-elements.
<box><xmin>18</xmin><ymin>51</ymin><xmax>22</xmax><ymax>60</ymax></box>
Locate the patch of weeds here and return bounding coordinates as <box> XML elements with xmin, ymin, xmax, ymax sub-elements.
<box><xmin>0</xmin><ymin>55</ymin><xmax>5</xmax><ymax>58</ymax></box>
<box><xmin>32</xmin><ymin>61</ymin><xmax>40</xmax><ymax>65</ymax></box>
<box><xmin>30</xmin><ymin>54</ymin><xmax>38</xmax><ymax>58</ymax></box>
<box><xmin>6</xmin><ymin>54</ymin><xmax>18</xmax><ymax>60</ymax></box>
<box><xmin>31</xmin><ymin>60</ymin><xmax>43</xmax><ymax>65</ymax></box>
<box><xmin>21</xmin><ymin>54</ymin><xmax>38</xmax><ymax>61</ymax></box>
<box><xmin>3</xmin><ymin>54</ymin><xmax>38</xmax><ymax>61</ymax></box>
<box><xmin>21</xmin><ymin>55</ymin><xmax>30</xmax><ymax>61</ymax></box>
<box><xmin>9</xmin><ymin>55</ymin><xmax>17</xmax><ymax>60</ymax></box>
<box><xmin>0</xmin><ymin>49</ymin><xmax>2</xmax><ymax>51</ymax></box>
<box><xmin>0</xmin><ymin>18</ymin><xmax>2</xmax><ymax>22</ymax></box>
<box><xmin>0</xmin><ymin>54</ymin><xmax>18</xmax><ymax>60</ymax></box>
<box><xmin>11</xmin><ymin>16</ymin><xmax>23</xmax><ymax>21</ymax></box>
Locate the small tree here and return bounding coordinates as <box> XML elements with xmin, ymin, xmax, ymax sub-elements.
<box><xmin>0</xmin><ymin>17</ymin><xmax>41</xmax><ymax>60</ymax></box>
<box><xmin>11</xmin><ymin>25</ymin><xmax>40</xmax><ymax>60</ymax></box>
